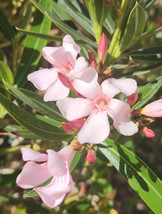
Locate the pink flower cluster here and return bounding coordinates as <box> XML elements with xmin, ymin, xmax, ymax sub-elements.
<box><xmin>27</xmin><ymin>34</ymin><xmax>138</xmax><ymax>144</ymax></box>
<box><xmin>17</xmin><ymin>35</ymin><xmax>162</xmax><ymax>208</ymax></box>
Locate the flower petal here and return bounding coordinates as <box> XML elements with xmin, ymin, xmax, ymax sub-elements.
<box><xmin>47</xmin><ymin>150</ymin><xmax>66</xmax><ymax>176</ymax></box>
<box><xmin>35</xmin><ymin>163</ymin><xmax>73</xmax><ymax>208</ymax></box>
<box><xmin>20</xmin><ymin>148</ymin><xmax>48</xmax><ymax>162</ymax></box>
<box><xmin>44</xmin><ymin>78</ymin><xmax>69</xmax><ymax>101</ymax></box>
<box><xmin>78</xmin><ymin>111</ymin><xmax>110</xmax><ymax>144</ymax></box>
<box><xmin>101</xmin><ymin>79</ymin><xmax>120</xmax><ymax>99</ymax></box>
<box><xmin>27</xmin><ymin>68</ymin><xmax>58</xmax><ymax>91</ymax></box>
<box><xmin>58</xmin><ymin>146</ymin><xmax>74</xmax><ymax>165</ymax></box>
<box><xmin>16</xmin><ymin>162</ymin><xmax>50</xmax><ymax>189</ymax></box>
<box><xmin>56</xmin><ymin>98</ymin><xmax>93</xmax><ymax>121</ymax></box>
<box><xmin>108</xmin><ymin>99</ymin><xmax>138</xmax><ymax>136</ymax></box>
<box><xmin>63</xmin><ymin>35</ymin><xmax>80</xmax><ymax>59</ymax></box>
<box><xmin>70</xmin><ymin>57</ymin><xmax>88</xmax><ymax>76</ymax></box>
<box><xmin>106</xmin><ymin>78</ymin><xmax>137</xmax><ymax>96</ymax></box>
<box><xmin>73</xmin><ymin>67</ymin><xmax>100</xmax><ymax>99</ymax></box>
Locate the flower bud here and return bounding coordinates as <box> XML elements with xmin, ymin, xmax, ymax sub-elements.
<box><xmin>141</xmin><ymin>99</ymin><xmax>162</xmax><ymax>117</ymax></box>
<box><xmin>87</xmin><ymin>149</ymin><xmax>96</xmax><ymax>164</ymax></box>
<box><xmin>98</xmin><ymin>33</ymin><xmax>108</xmax><ymax>64</ymax></box>
<box><xmin>88</xmin><ymin>49</ymin><xmax>96</xmax><ymax>64</ymax></box>
<box><xmin>142</xmin><ymin>127</ymin><xmax>155</xmax><ymax>138</ymax></box>
<box><xmin>90</xmin><ymin>60</ymin><xmax>97</xmax><ymax>68</ymax></box>
<box><xmin>127</xmin><ymin>92</ymin><xmax>138</xmax><ymax>107</ymax></box>
<box><xmin>62</xmin><ymin>118</ymin><xmax>85</xmax><ymax>133</ymax></box>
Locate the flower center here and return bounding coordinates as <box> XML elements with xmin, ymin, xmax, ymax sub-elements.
<box><xmin>95</xmin><ymin>97</ymin><xmax>109</xmax><ymax>111</ymax></box>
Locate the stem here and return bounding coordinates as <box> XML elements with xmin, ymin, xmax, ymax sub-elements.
<box><xmin>106</xmin><ymin>0</ymin><xmax>130</xmax><ymax>65</ymax></box>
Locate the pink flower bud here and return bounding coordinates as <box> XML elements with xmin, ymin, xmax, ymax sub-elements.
<box><xmin>87</xmin><ymin>149</ymin><xmax>96</xmax><ymax>164</ymax></box>
<box><xmin>141</xmin><ymin>99</ymin><xmax>162</xmax><ymax>117</ymax></box>
<box><xmin>127</xmin><ymin>92</ymin><xmax>138</xmax><ymax>107</ymax></box>
<box><xmin>88</xmin><ymin>49</ymin><xmax>96</xmax><ymax>64</ymax></box>
<box><xmin>62</xmin><ymin>118</ymin><xmax>85</xmax><ymax>133</ymax></box>
<box><xmin>98</xmin><ymin>33</ymin><xmax>108</xmax><ymax>64</ymax></box>
<box><xmin>90</xmin><ymin>60</ymin><xmax>97</xmax><ymax>68</ymax></box>
<box><xmin>142</xmin><ymin>127</ymin><xmax>155</xmax><ymax>138</ymax></box>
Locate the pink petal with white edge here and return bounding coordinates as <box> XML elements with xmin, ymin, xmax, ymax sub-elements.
<box><xmin>47</xmin><ymin>150</ymin><xmax>66</xmax><ymax>176</ymax></box>
<box><xmin>78</xmin><ymin>111</ymin><xmax>110</xmax><ymax>144</ymax></box>
<box><xmin>44</xmin><ymin>78</ymin><xmax>69</xmax><ymax>101</ymax></box>
<box><xmin>27</xmin><ymin>68</ymin><xmax>58</xmax><ymax>91</ymax></box>
<box><xmin>16</xmin><ymin>162</ymin><xmax>50</xmax><ymax>189</ymax></box>
<box><xmin>35</xmin><ymin>163</ymin><xmax>73</xmax><ymax>208</ymax></box>
<box><xmin>73</xmin><ymin>68</ymin><xmax>100</xmax><ymax>99</ymax></box>
<box><xmin>57</xmin><ymin>98</ymin><xmax>93</xmax><ymax>121</ymax></box>
<box><xmin>70</xmin><ymin>57</ymin><xmax>88</xmax><ymax>76</ymax></box>
<box><xmin>58</xmin><ymin>146</ymin><xmax>74</xmax><ymax>165</ymax></box>
<box><xmin>20</xmin><ymin>148</ymin><xmax>47</xmax><ymax>162</ymax></box>
<box><xmin>108</xmin><ymin>99</ymin><xmax>138</xmax><ymax>136</ymax></box>
<box><xmin>106</xmin><ymin>78</ymin><xmax>137</xmax><ymax>96</ymax></box>
<box><xmin>63</xmin><ymin>35</ymin><xmax>80</xmax><ymax>59</ymax></box>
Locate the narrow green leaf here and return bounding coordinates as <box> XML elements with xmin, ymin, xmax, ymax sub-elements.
<box><xmin>15</xmin><ymin>0</ymin><xmax>52</xmax><ymax>87</ymax></box>
<box><xmin>132</xmin><ymin>76</ymin><xmax>162</xmax><ymax>109</ymax></box>
<box><xmin>0</xmin><ymin>61</ymin><xmax>14</xmax><ymax>85</ymax></box>
<box><xmin>128</xmin><ymin>46</ymin><xmax>162</xmax><ymax>61</ymax></box>
<box><xmin>141</xmin><ymin>26</ymin><xmax>162</xmax><ymax>39</ymax></box>
<box><xmin>120</xmin><ymin>2</ymin><xmax>146</xmax><ymax>51</ymax></box>
<box><xmin>6</xmin><ymin>84</ymin><xmax>66</xmax><ymax>122</ymax></box>
<box><xmin>0</xmin><ymin>9</ymin><xmax>14</xmax><ymax>41</ymax></box>
<box><xmin>36</xmin><ymin>115</ymin><xmax>62</xmax><ymax>127</ymax></box>
<box><xmin>98</xmin><ymin>139</ymin><xmax>162</xmax><ymax>214</ymax></box>
<box><xmin>31</xmin><ymin>0</ymin><xmax>97</xmax><ymax>49</ymax></box>
<box><xmin>0</xmin><ymin>93</ymin><xmax>73</xmax><ymax>142</ymax></box>
<box><xmin>4</xmin><ymin>124</ymin><xmax>41</xmax><ymax>140</ymax></box>
<box><xmin>56</xmin><ymin>0</ymin><xmax>94</xmax><ymax>36</ymax></box>
<box><xmin>70</xmin><ymin>151</ymin><xmax>81</xmax><ymax>172</ymax></box>
<box><xmin>16</xmin><ymin>27</ymin><xmax>62</xmax><ymax>42</ymax></box>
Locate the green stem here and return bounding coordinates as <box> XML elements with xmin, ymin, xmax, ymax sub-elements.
<box><xmin>107</xmin><ymin>0</ymin><xmax>130</xmax><ymax>65</ymax></box>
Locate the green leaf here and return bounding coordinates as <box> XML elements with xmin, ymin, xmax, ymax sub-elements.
<box><xmin>0</xmin><ymin>9</ymin><xmax>14</xmax><ymax>41</ymax></box>
<box><xmin>0</xmin><ymin>93</ymin><xmax>73</xmax><ymax>142</ymax></box>
<box><xmin>56</xmin><ymin>0</ymin><xmax>94</xmax><ymax>36</ymax></box>
<box><xmin>85</xmin><ymin>0</ymin><xmax>106</xmax><ymax>42</ymax></box>
<box><xmin>31</xmin><ymin>0</ymin><xmax>97</xmax><ymax>49</ymax></box>
<box><xmin>16</xmin><ymin>27</ymin><xmax>63</xmax><ymax>42</ymax></box>
<box><xmin>120</xmin><ymin>1</ymin><xmax>146</xmax><ymax>51</ymax></box>
<box><xmin>4</xmin><ymin>124</ymin><xmax>41</xmax><ymax>140</ymax></box>
<box><xmin>128</xmin><ymin>46</ymin><xmax>162</xmax><ymax>61</ymax></box>
<box><xmin>132</xmin><ymin>76</ymin><xmax>162</xmax><ymax>109</ymax></box>
<box><xmin>15</xmin><ymin>0</ymin><xmax>52</xmax><ymax>87</ymax></box>
<box><xmin>6</xmin><ymin>84</ymin><xmax>65</xmax><ymax>122</ymax></box>
<box><xmin>70</xmin><ymin>151</ymin><xmax>81</xmax><ymax>172</ymax></box>
<box><xmin>98</xmin><ymin>139</ymin><xmax>162</xmax><ymax>214</ymax></box>
<box><xmin>141</xmin><ymin>26</ymin><xmax>162</xmax><ymax>39</ymax></box>
<box><xmin>0</xmin><ymin>61</ymin><xmax>14</xmax><ymax>85</ymax></box>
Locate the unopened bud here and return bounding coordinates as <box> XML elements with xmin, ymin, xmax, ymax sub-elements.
<box><xmin>127</xmin><ymin>92</ymin><xmax>138</xmax><ymax>107</ymax></box>
<box><xmin>62</xmin><ymin>118</ymin><xmax>85</xmax><ymax>133</ymax></box>
<box><xmin>88</xmin><ymin>49</ymin><xmax>96</xmax><ymax>64</ymax></box>
<box><xmin>103</xmin><ymin>67</ymin><xmax>112</xmax><ymax>75</ymax></box>
<box><xmin>98</xmin><ymin>33</ymin><xmax>108</xmax><ymax>64</ymax></box>
<box><xmin>90</xmin><ymin>60</ymin><xmax>97</xmax><ymax>68</ymax></box>
<box><xmin>142</xmin><ymin>127</ymin><xmax>155</xmax><ymax>138</ymax></box>
<box><xmin>87</xmin><ymin>149</ymin><xmax>96</xmax><ymax>164</ymax></box>
<box><xmin>141</xmin><ymin>99</ymin><xmax>162</xmax><ymax>118</ymax></box>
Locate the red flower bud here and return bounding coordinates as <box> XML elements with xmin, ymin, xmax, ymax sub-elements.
<box><xmin>87</xmin><ymin>149</ymin><xmax>96</xmax><ymax>164</ymax></box>
<box><xmin>127</xmin><ymin>92</ymin><xmax>138</xmax><ymax>107</ymax></box>
<box><xmin>62</xmin><ymin>118</ymin><xmax>85</xmax><ymax>133</ymax></box>
<box><xmin>142</xmin><ymin>127</ymin><xmax>155</xmax><ymax>138</ymax></box>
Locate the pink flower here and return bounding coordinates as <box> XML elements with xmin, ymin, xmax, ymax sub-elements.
<box><xmin>98</xmin><ymin>33</ymin><xmax>108</xmax><ymax>64</ymax></box>
<box><xmin>141</xmin><ymin>99</ymin><xmax>162</xmax><ymax>117</ymax></box>
<box><xmin>57</xmin><ymin>78</ymin><xmax>138</xmax><ymax>144</ymax></box>
<box><xmin>27</xmin><ymin>35</ymin><xmax>97</xmax><ymax>101</ymax></box>
<box><xmin>16</xmin><ymin>146</ymin><xmax>74</xmax><ymax>208</ymax></box>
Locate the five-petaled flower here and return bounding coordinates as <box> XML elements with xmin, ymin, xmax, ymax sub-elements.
<box><xmin>16</xmin><ymin>146</ymin><xmax>74</xmax><ymax>208</ymax></box>
<box><xmin>57</xmin><ymin>78</ymin><xmax>138</xmax><ymax>144</ymax></box>
<box><xmin>27</xmin><ymin>35</ymin><xmax>97</xmax><ymax>101</ymax></box>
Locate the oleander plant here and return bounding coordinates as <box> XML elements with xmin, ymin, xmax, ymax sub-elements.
<box><xmin>0</xmin><ymin>0</ymin><xmax>162</xmax><ymax>214</ymax></box>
